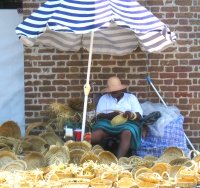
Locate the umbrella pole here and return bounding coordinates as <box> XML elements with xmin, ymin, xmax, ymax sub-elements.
<box><xmin>81</xmin><ymin>31</ymin><xmax>94</xmax><ymax>141</ymax></box>
<box><xmin>146</xmin><ymin>76</ymin><xmax>195</xmax><ymax>150</ymax></box>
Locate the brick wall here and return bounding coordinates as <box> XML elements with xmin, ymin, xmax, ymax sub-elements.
<box><xmin>22</xmin><ymin>0</ymin><xmax>200</xmax><ymax>149</ymax></box>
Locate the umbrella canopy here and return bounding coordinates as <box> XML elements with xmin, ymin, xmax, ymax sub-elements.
<box><xmin>16</xmin><ymin>0</ymin><xmax>176</xmax><ymax>55</ymax></box>
<box><xmin>16</xmin><ymin>0</ymin><xmax>176</xmax><ymax>140</ymax></box>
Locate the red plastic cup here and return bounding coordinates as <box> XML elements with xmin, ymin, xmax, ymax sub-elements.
<box><xmin>74</xmin><ymin>129</ymin><xmax>82</xmax><ymax>141</ymax></box>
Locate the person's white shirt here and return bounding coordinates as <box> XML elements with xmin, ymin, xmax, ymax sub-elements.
<box><xmin>96</xmin><ymin>93</ymin><xmax>143</xmax><ymax>116</ymax></box>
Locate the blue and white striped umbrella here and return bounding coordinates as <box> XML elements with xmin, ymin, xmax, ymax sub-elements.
<box><xmin>16</xmin><ymin>0</ymin><xmax>176</xmax><ymax>54</ymax></box>
<box><xmin>16</xmin><ymin>0</ymin><xmax>176</xmax><ymax>140</ymax></box>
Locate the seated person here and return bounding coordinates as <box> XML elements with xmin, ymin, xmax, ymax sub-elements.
<box><xmin>91</xmin><ymin>76</ymin><xmax>143</xmax><ymax>158</ymax></box>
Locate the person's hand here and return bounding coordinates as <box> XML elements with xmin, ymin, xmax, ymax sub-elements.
<box><xmin>84</xmin><ymin>132</ymin><xmax>92</xmax><ymax>143</ymax></box>
<box><xmin>122</xmin><ymin>111</ymin><xmax>132</xmax><ymax>119</ymax></box>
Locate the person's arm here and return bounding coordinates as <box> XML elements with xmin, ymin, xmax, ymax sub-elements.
<box><xmin>123</xmin><ymin>111</ymin><xmax>142</xmax><ymax>121</ymax></box>
<box><xmin>97</xmin><ymin>111</ymin><xmax>120</xmax><ymax>120</ymax></box>
<box><xmin>122</xmin><ymin>94</ymin><xmax>143</xmax><ymax>121</ymax></box>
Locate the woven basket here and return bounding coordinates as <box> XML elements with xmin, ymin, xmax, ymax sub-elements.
<box><xmin>92</xmin><ymin>148</ymin><xmax>104</xmax><ymax>156</ymax></box>
<box><xmin>162</xmin><ymin>146</ymin><xmax>185</xmax><ymax>157</ymax></box>
<box><xmin>39</xmin><ymin>132</ymin><xmax>64</xmax><ymax>146</ymax></box>
<box><xmin>24</xmin><ymin>151</ymin><xmax>46</xmax><ymax>170</ymax></box>
<box><xmin>69</xmin><ymin>149</ymin><xmax>86</xmax><ymax>165</ymax></box>
<box><xmin>1</xmin><ymin>159</ymin><xmax>27</xmax><ymax>172</ymax></box>
<box><xmin>24</xmin><ymin>135</ymin><xmax>49</xmax><ymax>154</ymax></box>
<box><xmin>133</xmin><ymin>167</ymin><xmax>153</xmax><ymax>180</ymax></box>
<box><xmin>92</xmin><ymin>145</ymin><xmax>104</xmax><ymax>151</ymax></box>
<box><xmin>20</xmin><ymin>140</ymin><xmax>32</xmax><ymax>152</ymax></box>
<box><xmin>80</xmin><ymin>152</ymin><xmax>100</xmax><ymax>164</ymax></box>
<box><xmin>0</xmin><ymin>143</ymin><xmax>11</xmax><ymax>152</ymax></box>
<box><xmin>61</xmin><ymin>178</ymin><xmax>90</xmax><ymax>188</ymax></box>
<box><xmin>0</xmin><ymin>121</ymin><xmax>21</xmax><ymax>139</ymax></box>
<box><xmin>45</xmin><ymin>145</ymin><xmax>70</xmax><ymax>166</ymax></box>
<box><xmin>144</xmin><ymin>155</ymin><xmax>158</xmax><ymax>162</ymax></box>
<box><xmin>25</xmin><ymin>122</ymin><xmax>54</xmax><ymax>136</ymax></box>
<box><xmin>117</xmin><ymin>177</ymin><xmax>137</xmax><ymax>188</ymax></box>
<box><xmin>156</xmin><ymin>147</ymin><xmax>185</xmax><ymax>164</ymax></box>
<box><xmin>65</xmin><ymin>141</ymin><xmax>92</xmax><ymax>152</ymax></box>
<box><xmin>23</xmin><ymin>169</ymin><xmax>44</xmax><ymax>182</ymax></box>
<box><xmin>90</xmin><ymin>177</ymin><xmax>113</xmax><ymax>188</ymax></box>
<box><xmin>168</xmin><ymin>165</ymin><xmax>183</xmax><ymax>179</ymax></box>
<box><xmin>118</xmin><ymin>170</ymin><xmax>133</xmax><ymax>180</ymax></box>
<box><xmin>0</xmin><ymin>150</ymin><xmax>17</xmax><ymax>169</ymax></box>
<box><xmin>169</xmin><ymin>157</ymin><xmax>190</xmax><ymax>166</ymax></box>
<box><xmin>176</xmin><ymin>178</ymin><xmax>197</xmax><ymax>188</ymax></box>
<box><xmin>151</xmin><ymin>162</ymin><xmax>171</xmax><ymax>176</ymax></box>
<box><xmin>98</xmin><ymin>151</ymin><xmax>118</xmax><ymax>165</ymax></box>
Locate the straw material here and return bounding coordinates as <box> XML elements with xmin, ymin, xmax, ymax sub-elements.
<box><xmin>80</xmin><ymin>152</ymin><xmax>100</xmax><ymax>164</ymax></box>
<box><xmin>118</xmin><ymin>157</ymin><xmax>129</xmax><ymax>165</ymax></box>
<box><xmin>176</xmin><ymin>178</ymin><xmax>197</xmax><ymax>188</ymax></box>
<box><xmin>0</xmin><ymin>143</ymin><xmax>11</xmax><ymax>152</ymax></box>
<box><xmin>117</xmin><ymin>177</ymin><xmax>137</xmax><ymax>188</ymax></box>
<box><xmin>0</xmin><ymin>121</ymin><xmax>21</xmax><ymax>139</ymax></box>
<box><xmin>65</xmin><ymin>141</ymin><xmax>92</xmax><ymax>152</ymax></box>
<box><xmin>45</xmin><ymin>145</ymin><xmax>70</xmax><ymax>166</ymax></box>
<box><xmin>69</xmin><ymin>149</ymin><xmax>85</xmax><ymax>165</ymax></box>
<box><xmin>90</xmin><ymin>177</ymin><xmax>113</xmax><ymax>188</ymax></box>
<box><xmin>67</xmin><ymin>97</ymin><xmax>95</xmax><ymax>112</ymax></box>
<box><xmin>24</xmin><ymin>135</ymin><xmax>49</xmax><ymax>153</ymax></box>
<box><xmin>169</xmin><ymin>157</ymin><xmax>190</xmax><ymax>166</ymax></box>
<box><xmin>20</xmin><ymin>140</ymin><xmax>32</xmax><ymax>152</ymax></box>
<box><xmin>151</xmin><ymin>162</ymin><xmax>171</xmax><ymax>176</ymax></box>
<box><xmin>133</xmin><ymin>167</ymin><xmax>153</xmax><ymax>179</ymax></box>
<box><xmin>0</xmin><ymin>151</ymin><xmax>17</xmax><ymax>168</ymax></box>
<box><xmin>23</xmin><ymin>169</ymin><xmax>44</xmax><ymax>182</ymax></box>
<box><xmin>191</xmin><ymin>153</ymin><xmax>200</xmax><ymax>162</ymax></box>
<box><xmin>92</xmin><ymin>148</ymin><xmax>104</xmax><ymax>156</ymax></box>
<box><xmin>118</xmin><ymin>170</ymin><xmax>133</xmax><ymax>180</ymax></box>
<box><xmin>24</xmin><ymin>151</ymin><xmax>46</xmax><ymax>170</ymax></box>
<box><xmin>163</xmin><ymin>147</ymin><xmax>184</xmax><ymax>157</ymax></box>
<box><xmin>98</xmin><ymin>151</ymin><xmax>118</xmax><ymax>165</ymax></box>
<box><xmin>39</xmin><ymin>131</ymin><xmax>64</xmax><ymax>146</ymax></box>
<box><xmin>1</xmin><ymin>159</ymin><xmax>27</xmax><ymax>172</ymax></box>
<box><xmin>61</xmin><ymin>178</ymin><xmax>90</xmax><ymax>188</ymax></box>
<box><xmin>111</xmin><ymin>114</ymin><xmax>127</xmax><ymax>126</ymax></box>
<box><xmin>168</xmin><ymin>165</ymin><xmax>183</xmax><ymax>179</ymax></box>
<box><xmin>143</xmin><ymin>155</ymin><xmax>158</xmax><ymax>162</ymax></box>
<box><xmin>92</xmin><ymin>145</ymin><xmax>104</xmax><ymax>151</ymax></box>
<box><xmin>25</xmin><ymin>122</ymin><xmax>53</xmax><ymax>136</ymax></box>
<box><xmin>156</xmin><ymin>147</ymin><xmax>185</xmax><ymax>163</ymax></box>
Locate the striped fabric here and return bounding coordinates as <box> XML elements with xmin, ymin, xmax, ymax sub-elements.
<box><xmin>16</xmin><ymin>0</ymin><xmax>176</xmax><ymax>55</ymax></box>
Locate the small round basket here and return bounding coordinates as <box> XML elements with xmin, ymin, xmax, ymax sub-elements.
<box><xmin>117</xmin><ymin>177</ymin><xmax>137</xmax><ymax>188</ymax></box>
<box><xmin>24</xmin><ymin>151</ymin><xmax>46</xmax><ymax>170</ymax></box>
<box><xmin>98</xmin><ymin>151</ymin><xmax>118</xmax><ymax>165</ymax></box>
<box><xmin>0</xmin><ymin>150</ymin><xmax>17</xmax><ymax>168</ymax></box>
<box><xmin>169</xmin><ymin>157</ymin><xmax>190</xmax><ymax>166</ymax></box>
<box><xmin>25</xmin><ymin>122</ymin><xmax>53</xmax><ymax>136</ymax></box>
<box><xmin>92</xmin><ymin>145</ymin><xmax>104</xmax><ymax>151</ymax></box>
<box><xmin>24</xmin><ymin>135</ymin><xmax>49</xmax><ymax>154</ymax></box>
<box><xmin>0</xmin><ymin>121</ymin><xmax>21</xmax><ymax>139</ymax></box>
<box><xmin>39</xmin><ymin>131</ymin><xmax>64</xmax><ymax>146</ymax></box>
<box><xmin>0</xmin><ymin>143</ymin><xmax>11</xmax><ymax>152</ymax></box>
<box><xmin>45</xmin><ymin>145</ymin><xmax>70</xmax><ymax>166</ymax></box>
<box><xmin>1</xmin><ymin>159</ymin><xmax>27</xmax><ymax>172</ymax></box>
<box><xmin>151</xmin><ymin>162</ymin><xmax>171</xmax><ymax>176</ymax></box>
<box><xmin>69</xmin><ymin>149</ymin><xmax>86</xmax><ymax>165</ymax></box>
<box><xmin>80</xmin><ymin>152</ymin><xmax>100</xmax><ymax>164</ymax></box>
<box><xmin>65</xmin><ymin>141</ymin><xmax>92</xmax><ymax>152</ymax></box>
